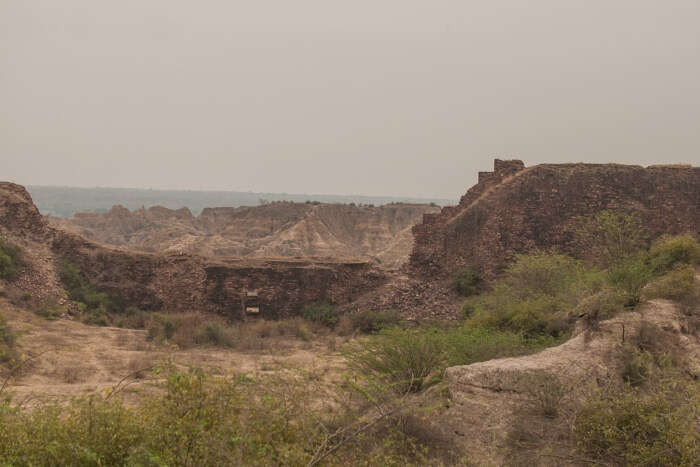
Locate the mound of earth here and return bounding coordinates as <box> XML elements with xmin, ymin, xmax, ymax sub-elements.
<box><xmin>49</xmin><ymin>202</ymin><xmax>439</xmax><ymax>269</ymax></box>
<box><xmin>439</xmin><ymin>292</ymin><xmax>699</xmax><ymax>465</ymax></box>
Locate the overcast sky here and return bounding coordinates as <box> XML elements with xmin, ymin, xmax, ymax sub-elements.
<box><xmin>1</xmin><ymin>1</ymin><xmax>699</xmax><ymax>199</ymax></box>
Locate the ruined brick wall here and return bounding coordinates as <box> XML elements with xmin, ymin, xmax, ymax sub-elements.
<box><xmin>51</xmin><ymin>230</ymin><xmax>387</xmax><ymax>318</ymax></box>
<box><xmin>410</xmin><ymin>159</ymin><xmax>526</xmax><ymax>275</ymax></box>
<box><xmin>203</xmin><ymin>259</ymin><xmax>385</xmax><ymax>319</ymax></box>
<box><xmin>0</xmin><ymin>181</ymin><xmax>389</xmax><ymax>318</ymax></box>
<box><xmin>411</xmin><ymin>162</ymin><xmax>700</xmax><ymax>278</ymax></box>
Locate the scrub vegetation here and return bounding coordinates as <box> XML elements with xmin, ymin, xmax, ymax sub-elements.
<box><xmin>0</xmin><ymin>237</ymin><xmax>22</xmax><ymax>282</ymax></box>
<box><xmin>2</xmin><ymin>211</ymin><xmax>699</xmax><ymax>465</ymax></box>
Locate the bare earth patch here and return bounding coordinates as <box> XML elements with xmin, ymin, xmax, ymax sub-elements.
<box><xmin>2</xmin><ymin>300</ymin><xmax>346</xmax><ymax>405</ymax></box>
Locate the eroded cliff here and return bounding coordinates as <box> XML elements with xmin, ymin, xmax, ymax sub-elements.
<box><xmin>50</xmin><ymin>202</ymin><xmax>438</xmax><ymax>269</ymax></box>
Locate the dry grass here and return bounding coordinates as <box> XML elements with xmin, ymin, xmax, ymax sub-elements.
<box><xmin>145</xmin><ymin>313</ymin><xmax>329</xmax><ymax>352</ymax></box>
<box><xmin>59</xmin><ymin>365</ymin><xmax>90</xmax><ymax>384</ymax></box>
<box><xmin>335</xmin><ymin>315</ymin><xmax>355</xmax><ymax>336</ymax></box>
<box><xmin>126</xmin><ymin>353</ymin><xmax>158</xmax><ymax>380</ymax></box>
<box><xmin>519</xmin><ymin>371</ymin><xmax>569</xmax><ymax>419</ymax></box>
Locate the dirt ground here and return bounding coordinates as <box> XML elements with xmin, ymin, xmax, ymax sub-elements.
<box><xmin>2</xmin><ymin>299</ymin><xmax>347</xmax><ymax>405</ymax></box>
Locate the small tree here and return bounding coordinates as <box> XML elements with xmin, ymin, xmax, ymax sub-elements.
<box><xmin>503</xmin><ymin>251</ymin><xmax>584</xmax><ymax>298</ymax></box>
<box><xmin>345</xmin><ymin>327</ymin><xmax>446</xmax><ymax>394</ymax></box>
<box><xmin>648</xmin><ymin>234</ymin><xmax>700</xmax><ymax>273</ymax></box>
<box><xmin>571</xmin><ymin>210</ymin><xmax>648</xmax><ymax>267</ymax></box>
<box><xmin>607</xmin><ymin>256</ymin><xmax>653</xmax><ymax>307</ymax></box>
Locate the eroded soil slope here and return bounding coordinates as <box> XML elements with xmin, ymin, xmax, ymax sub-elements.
<box><xmin>50</xmin><ymin>202</ymin><xmax>439</xmax><ymax>268</ymax></box>
<box><xmin>440</xmin><ymin>289</ymin><xmax>700</xmax><ymax>465</ymax></box>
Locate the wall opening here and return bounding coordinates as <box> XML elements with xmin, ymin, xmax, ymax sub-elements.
<box><xmin>243</xmin><ymin>290</ymin><xmax>260</xmax><ymax>315</ymax></box>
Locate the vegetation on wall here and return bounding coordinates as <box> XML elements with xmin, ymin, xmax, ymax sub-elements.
<box><xmin>0</xmin><ymin>238</ymin><xmax>22</xmax><ymax>282</ymax></box>
<box><xmin>303</xmin><ymin>302</ymin><xmax>339</xmax><ymax>328</ymax></box>
<box><xmin>57</xmin><ymin>261</ymin><xmax>126</xmax><ymax>326</ymax></box>
<box><xmin>570</xmin><ymin>210</ymin><xmax>649</xmax><ymax>267</ymax></box>
<box><xmin>453</xmin><ymin>265</ymin><xmax>481</xmax><ymax>297</ymax></box>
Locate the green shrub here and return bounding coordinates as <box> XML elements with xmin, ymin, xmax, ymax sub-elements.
<box><xmin>0</xmin><ymin>238</ymin><xmax>22</xmax><ymax>282</ymax></box>
<box><xmin>648</xmin><ymin>233</ymin><xmax>700</xmax><ymax>273</ymax></box>
<box><xmin>348</xmin><ymin>309</ymin><xmax>401</xmax><ymax>334</ymax></box>
<box><xmin>113</xmin><ymin>306</ymin><xmax>150</xmax><ymax>329</ymax></box>
<box><xmin>464</xmin><ymin>251</ymin><xmax>599</xmax><ymax>337</ymax></box>
<box><xmin>0</xmin><ymin>366</ymin><xmax>451</xmax><ymax>466</ymax></box>
<box><xmin>345</xmin><ymin>327</ymin><xmax>447</xmax><ymax>393</ymax></box>
<box><xmin>0</xmin><ymin>370</ymin><xmax>318</xmax><ymax>466</ymax></box>
<box><xmin>571</xmin><ymin>210</ymin><xmax>648</xmax><ymax>266</ymax></box>
<box><xmin>0</xmin><ymin>397</ymin><xmax>144</xmax><ymax>466</ymax></box>
<box><xmin>466</xmin><ymin>287</ymin><xmax>565</xmax><ymax>337</ymax></box>
<box><xmin>0</xmin><ymin>312</ymin><xmax>18</xmax><ymax>367</ymax></box>
<box><xmin>620</xmin><ymin>346</ymin><xmax>654</xmax><ymax>387</ymax></box>
<box><xmin>344</xmin><ymin>321</ymin><xmax>560</xmax><ymax>397</ymax></box>
<box><xmin>574</xmin><ymin>380</ymin><xmax>699</xmax><ymax>466</ymax></box>
<box><xmin>146</xmin><ymin>313</ymin><xmax>200</xmax><ymax>346</ymax></box>
<box><xmin>607</xmin><ymin>256</ymin><xmax>653</xmax><ymax>306</ymax></box>
<box><xmin>573</xmin><ymin>288</ymin><xmax>627</xmax><ymax>323</ymax></box>
<box><xmin>57</xmin><ymin>261</ymin><xmax>124</xmax><ymax>325</ymax></box>
<box><xmin>267</xmin><ymin>317</ymin><xmax>318</xmax><ymax>341</ymax></box>
<box><xmin>444</xmin><ymin>327</ymin><xmax>559</xmax><ymax>367</ymax></box>
<box><xmin>619</xmin><ymin>322</ymin><xmax>683</xmax><ymax>387</ymax></box>
<box><xmin>34</xmin><ymin>301</ymin><xmax>65</xmax><ymax>320</ymax></box>
<box><xmin>146</xmin><ymin>313</ymin><xmax>323</xmax><ymax>350</ymax></box>
<box><xmin>303</xmin><ymin>302</ymin><xmax>339</xmax><ymax>328</ymax></box>
<box><xmin>502</xmin><ymin>252</ymin><xmax>586</xmax><ymax>298</ymax></box>
<box><xmin>453</xmin><ymin>266</ymin><xmax>481</xmax><ymax>297</ymax></box>
<box><xmin>644</xmin><ymin>265</ymin><xmax>697</xmax><ymax>301</ymax></box>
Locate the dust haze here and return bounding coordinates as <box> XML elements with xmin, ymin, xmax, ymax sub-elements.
<box><xmin>2</xmin><ymin>1</ymin><xmax>699</xmax><ymax>198</ymax></box>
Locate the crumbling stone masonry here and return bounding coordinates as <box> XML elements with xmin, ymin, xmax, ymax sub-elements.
<box><xmin>411</xmin><ymin>160</ymin><xmax>699</xmax><ymax>278</ymax></box>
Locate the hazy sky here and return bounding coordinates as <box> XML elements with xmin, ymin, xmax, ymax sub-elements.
<box><xmin>2</xmin><ymin>1</ymin><xmax>699</xmax><ymax>199</ymax></box>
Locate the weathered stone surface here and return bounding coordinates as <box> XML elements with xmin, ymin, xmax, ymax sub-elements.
<box><xmin>0</xmin><ymin>182</ymin><xmax>48</xmax><ymax>239</ymax></box>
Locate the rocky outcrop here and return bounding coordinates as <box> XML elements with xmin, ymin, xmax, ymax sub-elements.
<box><xmin>411</xmin><ymin>160</ymin><xmax>700</xmax><ymax>278</ymax></box>
<box><xmin>51</xmin><ymin>202</ymin><xmax>439</xmax><ymax>269</ymax></box>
